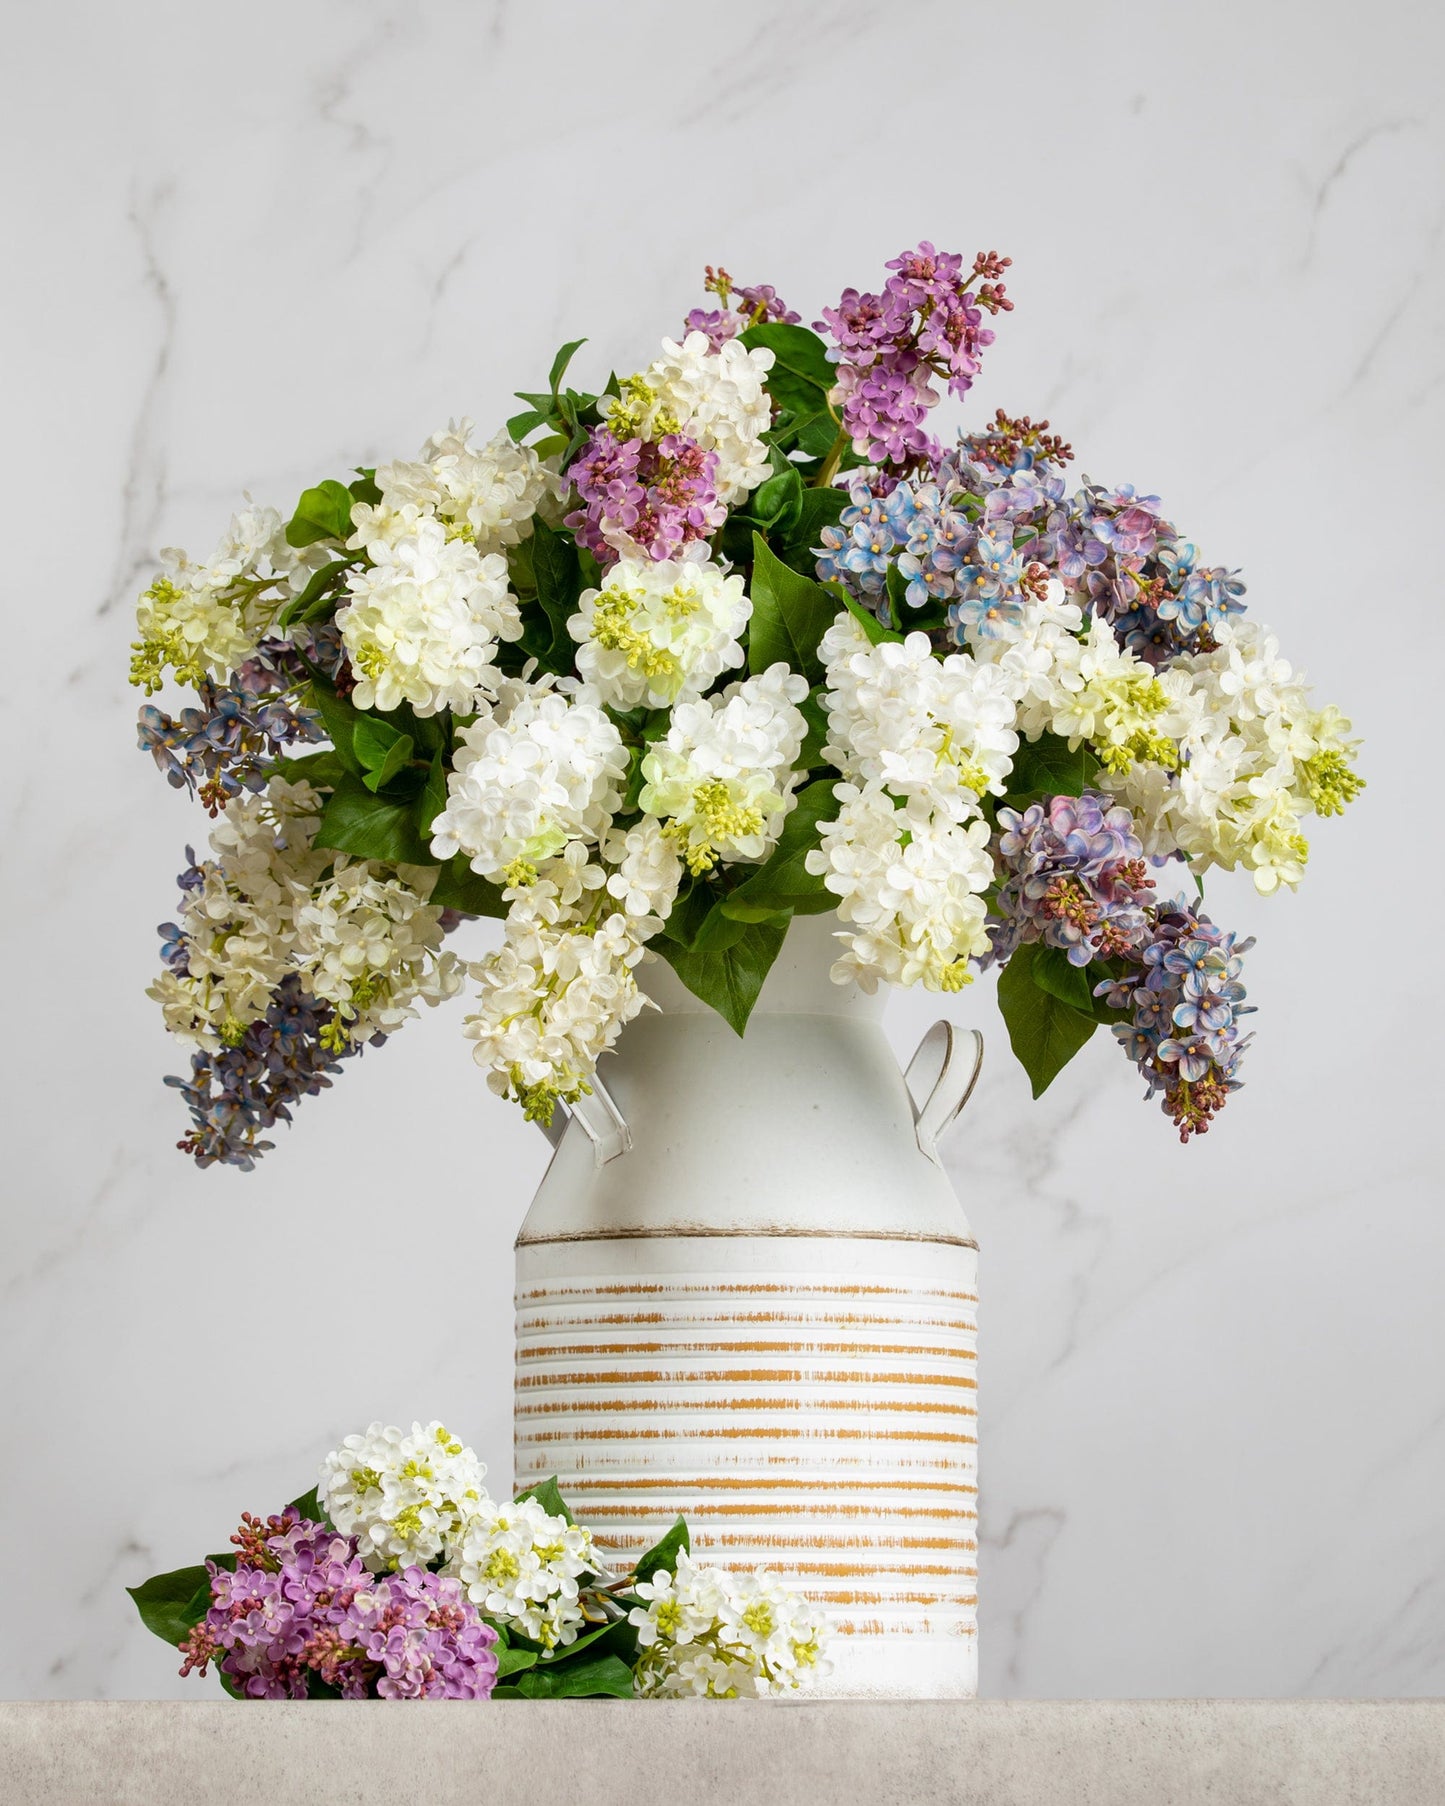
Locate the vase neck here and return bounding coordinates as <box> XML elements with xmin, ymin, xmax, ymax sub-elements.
<box><xmin>638</xmin><ymin>912</ymin><xmax>885</xmax><ymax>1021</ymax></box>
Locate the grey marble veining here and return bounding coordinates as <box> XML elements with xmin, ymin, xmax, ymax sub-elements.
<box><xmin>1</xmin><ymin>0</ymin><xmax>1441</xmax><ymax>1701</ymax></box>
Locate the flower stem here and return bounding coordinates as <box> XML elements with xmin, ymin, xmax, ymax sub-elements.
<box><xmin>814</xmin><ymin>423</ymin><xmax>850</xmax><ymax>490</ymax></box>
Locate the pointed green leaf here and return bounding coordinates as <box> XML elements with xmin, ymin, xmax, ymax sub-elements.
<box><xmin>1003</xmin><ymin>734</ymin><xmax>1102</xmax><ymax>810</ymax></box>
<box><xmin>748</xmin><ymin>534</ymin><xmax>836</xmax><ymax>684</ymax></box>
<box><xmin>276</xmin><ymin>556</ymin><xmax>356</xmax><ymax>629</ymax></box>
<box><xmin>724</xmin><ymin>779</ymin><xmax>838</xmax><ymax>917</ymax></box>
<box><xmin>285</xmin><ymin>480</ymin><xmax>356</xmax><ymax>549</ymax></box>
<box><xmin>997</xmin><ymin>942</ymin><xmax>1097</xmax><ymax>1098</ymax></box>
<box><xmin>126</xmin><ymin>1565</ymin><xmax>214</xmax><ymax>1647</ymax></box>
<box><xmin>632</xmin><ymin>1516</ymin><xmax>690</xmax><ymax>1585</ymax></box>
<box><xmin>1030</xmin><ymin>945</ymin><xmax>1098</xmax><ymax>1014</ymax></box>
<box><xmin>653</xmin><ymin>912</ymin><xmax>792</xmax><ymax>1036</ymax></box>
<box><xmin>511</xmin><ymin>1652</ymin><xmax>635</xmax><ymax>1700</ymax></box>
<box><xmin>287</xmin><ymin>1485</ymin><xmax>328</xmax><ymax>1524</ymax></box>
<box><xmin>514</xmin><ymin>1476</ymin><xmax>576</xmax><ymax>1524</ymax></box>
<box><xmin>507</xmin><ymin>407</ymin><xmax>549</xmax><ymax>443</ymax></box>
<box><xmin>314</xmin><ymin>774</ymin><xmax>436</xmax><ymax>865</ymax></box>
<box><xmin>740</xmin><ymin>321</ymin><xmax>836</xmax><ymax>389</ymax></box>
<box><xmin>428</xmin><ymin>855</ymin><xmax>509</xmax><ymax>919</ymax></box>
<box><xmin>548</xmin><ymin>338</ymin><xmax>587</xmax><ymax>395</ymax></box>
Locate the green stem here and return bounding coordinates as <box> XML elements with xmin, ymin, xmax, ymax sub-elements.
<box><xmin>813</xmin><ymin>422</ymin><xmax>850</xmax><ymax>490</ymax></box>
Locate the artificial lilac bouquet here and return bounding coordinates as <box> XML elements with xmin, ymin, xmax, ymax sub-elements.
<box><xmin>129</xmin><ymin>1421</ymin><xmax>831</xmax><ymax>1701</ymax></box>
<box><xmin>129</xmin><ymin>246</ymin><xmax>1360</xmax><ymax>1163</ymax></box>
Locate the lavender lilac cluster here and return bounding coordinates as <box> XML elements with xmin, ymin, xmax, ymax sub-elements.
<box><xmin>991</xmin><ymin>791</ymin><xmax>1157</xmax><ymax>966</ymax></box>
<box><xmin>814</xmin><ymin>244</ymin><xmax>1013</xmax><ymax>466</ymax></box>
<box><xmin>684</xmin><ymin>263</ymin><xmax>801</xmax><ymax>350</ymax></box>
<box><xmin>164</xmin><ymin>974</ymin><xmax>367</xmax><ymax>1170</ymax></box>
<box><xmin>1096</xmin><ymin>903</ymin><xmax>1255</xmax><ymax>1142</ymax></box>
<box><xmin>178</xmin><ymin>1509</ymin><xmax>497</xmax><ymax>1700</ymax></box>
<box><xmin>136</xmin><ymin>628</ymin><xmax>344</xmax><ymax>814</ymax></box>
<box><xmin>565</xmin><ymin>429</ymin><xmax>724</xmax><ymax>565</ymax></box>
<box><xmin>816</xmin><ymin>409</ymin><xmax>1244</xmax><ymax>660</ymax></box>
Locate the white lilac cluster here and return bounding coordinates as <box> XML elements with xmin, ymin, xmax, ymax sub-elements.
<box><xmin>148</xmin><ymin>778</ymin><xmax>330</xmax><ymax>1048</ymax></box>
<box><xmin>352</xmin><ymin>420</ymin><xmax>561</xmax><ymax>556</ymax></box>
<box><xmin>640</xmin><ymin>664</ymin><xmax>810</xmax><ymax>875</ymax></box>
<box><xmin>965</xmin><ymin>599</ymin><xmax>1360</xmax><ymax>895</ymax></box>
<box><xmin>610</xmin><ymin>331</ymin><xmax>776</xmax><ymax>506</ymax></box>
<box><xmin>319</xmin><ymin>1421</ymin><xmax>489</xmax><ymax>1573</ymax></box>
<box><xmin>460</xmin><ymin>821</ymin><xmax>682</xmax><ymax>1124</ymax></box>
<box><xmin>1102</xmin><ymin>618</ymin><xmax>1360</xmax><ymax>892</ymax></box>
<box><xmin>429</xmin><ymin>678</ymin><xmax>629</xmax><ymax>884</ymax></box>
<box><xmin>293</xmin><ymin>862</ymin><xmax>464</xmax><ymax>1044</ymax></box>
<box><xmin>447</xmin><ymin>1496</ymin><xmax>599</xmax><ymax>1651</ymax></box>
<box><xmin>808</xmin><ymin>613</ymin><xmax>1008</xmax><ymax>990</ymax></box>
<box><xmin>149</xmin><ymin>776</ymin><xmax>460</xmax><ymax>1054</ymax></box>
<box><xmin>337</xmin><ymin>518</ymin><xmax>521</xmax><ymax>717</ymax></box>
<box><xmin>629</xmin><ymin>1551</ymin><xmax>832</xmax><ymax>1698</ymax></box>
<box><xmin>568</xmin><ymin>555</ymin><xmax>751</xmax><ymax>709</ymax></box>
<box><xmin>130</xmin><ymin>505</ymin><xmax>311</xmax><ymax>694</ymax></box>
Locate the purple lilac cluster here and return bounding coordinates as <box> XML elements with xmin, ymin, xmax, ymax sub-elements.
<box><xmin>1058</xmin><ymin>484</ymin><xmax>1246</xmax><ymax>665</ymax></box>
<box><xmin>178</xmin><ymin>1509</ymin><xmax>497</xmax><ymax>1700</ymax></box>
<box><xmin>565</xmin><ymin>429</ymin><xmax>725</xmax><ymax>565</ymax></box>
<box><xmin>164</xmin><ymin>975</ymin><xmax>367</xmax><ymax>1170</ymax></box>
<box><xmin>684</xmin><ymin>263</ymin><xmax>801</xmax><ymax>350</ymax></box>
<box><xmin>991</xmin><ymin>792</ymin><xmax>1157</xmax><ymax>965</ymax></box>
<box><xmin>136</xmin><ymin>628</ymin><xmax>345</xmax><ymax>814</ymax></box>
<box><xmin>815</xmin><ymin>244</ymin><xmax>1012</xmax><ymax>466</ymax></box>
<box><xmin>1095</xmin><ymin>902</ymin><xmax>1255</xmax><ymax>1141</ymax></box>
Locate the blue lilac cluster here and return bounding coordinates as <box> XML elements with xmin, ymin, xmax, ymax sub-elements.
<box><xmin>990</xmin><ymin>791</ymin><xmax>1157</xmax><ymax>966</ymax></box>
<box><xmin>179</xmin><ymin>1509</ymin><xmax>497</xmax><ymax>1700</ymax></box>
<box><xmin>164</xmin><ymin>975</ymin><xmax>370</xmax><ymax>1170</ymax></box>
<box><xmin>816</xmin><ymin>439</ymin><xmax>1063</xmax><ymax>636</ymax></box>
<box><xmin>1059</xmin><ymin>484</ymin><xmax>1246</xmax><ymax>665</ymax></box>
<box><xmin>136</xmin><ymin>628</ymin><xmax>342</xmax><ymax>814</ymax></box>
<box><xmin>815</xmin><ymin>402</ymin><xmax>1246</xmax><ymax>662</ymax></box>
<box><xmin>1094</xmin><ymin>902</ymin><xmax>1255</xmax><ymax>1142</ymax></box>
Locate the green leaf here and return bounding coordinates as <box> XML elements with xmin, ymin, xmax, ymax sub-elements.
<box><xmin>285</xmin><ymin>480</ymin><xmax>356</xmax><ymax>549</ymax></box>
<box><xmin>507</xmin><ymin>407</ymin><xmax>549</xmax><ymax>442</ymax></box>
<box><xmin>126</xmin><ymin>1565</ymin><xmax>214</xmax><ymax>1647</ymax></box>
<box><xmin>352</xmin><ymin>715</ymin><xmax>416</xmax><ymax>793</ymax></box>
<box><xmin>306</xmin><ymin>680</ymin><xmax>364</xmax><ymax>776</ymax></box>
<box><xmin>749</xmin><ymin>464</ymin><xmax>805</xmax><ymax>533</ymax></box>
<box><xmin>314</xmin><ymin>774</ymin><xmax>435</xmax><ymax>865</ymax></box>
<box><xmin>724</xmin><ymin>779</ymin><xmax>838</xmax><ymax>917</ymax></box>
<box><xmin>415</xmin><ymin>751</ymin><xmax>448</xmax><ymax>841</ymax></box>
<box><xmin>514</xmin><ymin>1476</ymin><xmax>576</xmax><ymax>1525</ymax></box>
<box><xmin>349</xmin><ymin>469</ymin><xmax>382</xmax><ymax>506</ymax></box>
<box><xmin>996</xmin><ymin>942</ymin><xmax>1097</xmax><ymax>1099</ymax></box>
<box><xmin>797</xmin><ymin>690</ymin><xmax>829</xmax><ymax>770</ymax></box>
<box><xmin>884</xmin><ymin>562</ymin><xmax>910</xmax><ymax>629</ymax></box>
<box><xmin>276</xmin><ymin>556</ymin><xmax>356</xmax><ymax>629</ymax></box>
<box><xmin>548</xmin><ymin>338</ymin><xmax>587</xmax><ymax>395</ymax></box>
<box><xmin>740</xmin><ymin>321</ymin><xmax>836</xmax><ymax>390</ymax></box>
<box><xmin>496</xmin><ymin>1644</ymin><xmax>539</xmax><ymax>1679</ymax></box>
<box><xmin>521</xmin><ymin>518</ymin><xmax>586</xmax><ymax>672</ymax></box>
<box><xmin>1003</xmin><ymin>734</ymin><xmax>1102</xmax><ymax>809</ymax></box>
<box><xmin>748</xmin><ymin>534</ymin><xmax>836</xmax><ymax>684</ymax></box>
<box><xmin>823</xmin><ymin>579</ymin><xmax>900</xmax><ymax>647</ymax></box>
<box><xmin>511</xmin><ymin>1653</ymin><xmax>635</xmax><ymax>1700</ymax></box>
<box><xmin>271</xmin><ymin>748</ymin><xmax>348</xmax><ymax>790</ymax></box>
<box><xmin>287</xmin><ymin>1485</ymin><xmax>327</xmax><ymax>1524</ymax></box>
<box><xmin>779</xmin><ymin>485</ymin><xmax>849</xmax><ymax>563</ymax></box>
<box><xmin>429</xmin><ymin>855</ymin><xmax>509</xmax><ymax>919</ymax></box>
<box><xmin>632</xmin><ymin>1515</ymin><xmax>690</xmax><ymax>1585</ymax></box>
<box><xmin>653</xmin><ymin>912</ymin><xmax>792</xmax><ymax>1036</ymax></box>
<box><xmin>1030</xmin><ymin>945</ymin><xmax>1098</xmax><ymax>1014</ymax></box>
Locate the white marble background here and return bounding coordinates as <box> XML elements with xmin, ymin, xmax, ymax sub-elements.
<box><xmin>2</xmin><ymin>0</ymin><xmax>1441</xmax><ymax>1701</ymax></box>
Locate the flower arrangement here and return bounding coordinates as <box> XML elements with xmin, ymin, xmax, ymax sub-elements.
<box><xmin>128</xmin><ymin>1422</ymin><xmax>830</xmax><ymax>1701</ymax></box>
<box><xmin>131</xmin><ymin>246</ymin><xmax>1361</xmax><ymax>1163</ymax></box>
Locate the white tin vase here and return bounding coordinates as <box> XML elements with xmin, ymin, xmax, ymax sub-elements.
<box><xmin>512</xmin><ymin>912</ymin><xmax>983</xmax><ymax>1699</ymax></box>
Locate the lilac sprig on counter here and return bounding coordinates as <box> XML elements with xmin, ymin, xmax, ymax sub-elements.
<box><xmin>178</xmin><ymin>1509</ymin><xmax>497</xmax><ymax>1700</ymax></box>
<box><xmin>1095</xmin><ymin>901</ymin><xmax>1255</xmax><ymax>1141</ymax></box>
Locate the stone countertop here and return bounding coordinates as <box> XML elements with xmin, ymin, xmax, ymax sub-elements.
<box><xmin>2</xmin><ymin>1700</ymin><xmax>1442</xmax><ymax>1806</ymax></box>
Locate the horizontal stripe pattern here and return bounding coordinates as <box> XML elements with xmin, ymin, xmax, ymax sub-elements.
<box><xmin>514</xmin><ymin>1261</ymin><xmax>978</xmax><ymax>1685</ymax></box>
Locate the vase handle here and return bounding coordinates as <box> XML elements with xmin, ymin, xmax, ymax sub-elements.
<box><xmin>537</xmin><ymin>1068</ymin><xmax>632</xmax><ymax>1168</ymax></box>
<box><xmin>905</xmin><ymin>1020</ymin><xmax>984</xmax><ymax>1165</ymax></box>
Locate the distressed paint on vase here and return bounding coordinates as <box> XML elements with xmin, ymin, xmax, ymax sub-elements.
<box><xmin>512</xmin><ymin>914</ymin><xmax>982</xmax><ymax>1699</ymax></box>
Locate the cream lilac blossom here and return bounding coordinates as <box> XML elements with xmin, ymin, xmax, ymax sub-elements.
<box><xmin>568</xmin><ymin>555</ymin><xmax>751</xmax><ymax>708</ymax></box>
<box><xmin>319</xmin><ymin>1421</ymin><xmax>488</xmax><ymax>1574</ymax></box>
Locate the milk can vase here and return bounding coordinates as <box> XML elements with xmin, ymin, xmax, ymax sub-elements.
<box><xmin>512</xmin><ymin>913</ymin><xmax>984</xmax><ymax>1699</ymax></box>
